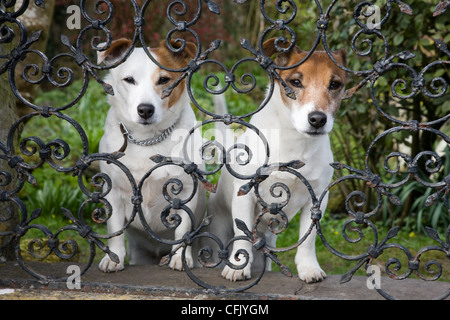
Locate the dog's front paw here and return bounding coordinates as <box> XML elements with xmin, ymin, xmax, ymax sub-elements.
<box><xmin>297</xmin><ymin>263</ymin><xmax>327</xmax><ymax>283</ymax></box>
<box><xmin>222</xmin><ymin>265</ymin><xmax>252</xmax><ymax>282</ymax></box>
<box><xmin>99</xmin><ymin>254</ymin><xmax>125</xmax><ymax>273</ymax></box>
<box><xmin>169</xmin><ymin>251</ymin><xmax>193</xmax><ymax>271</ymax></box>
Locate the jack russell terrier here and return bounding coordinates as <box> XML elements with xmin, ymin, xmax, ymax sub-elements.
<box><xmin>208</xmin><ymin>38</ymin><xmax>347</xmax><ymax>283</ymax></box>
<box><xmin>97</xmin><ymin>39</ymin><xmax>206</xmax><ymax>272</ymax></box>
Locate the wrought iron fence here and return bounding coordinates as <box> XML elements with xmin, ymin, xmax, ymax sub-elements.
<box><xmin>0</xmin><ymin>0</ymin><xmax>449</xmax><ymax>300</ymax></box>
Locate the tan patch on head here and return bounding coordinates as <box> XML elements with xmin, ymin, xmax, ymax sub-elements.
<box><xmin>263</xmin><ymin>38</ymin><xmax>347</xmax><ymax>114</ymax></box>
<box><xmin>278</xmin><ymin>51</ymin><xmax>347</xmax><ymax>113</ymax></box>
<box><xmin>152</xmin><ymin>40</ymin><xmax>197</xmax><ymax>108</ymax></box>
<box><xmin>97</xmin><ymin>38</ymin><xmax>132</xmax><ymax>65</ymax></box>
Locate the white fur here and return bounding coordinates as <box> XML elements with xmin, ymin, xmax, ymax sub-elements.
<box><xmin>290</xmin><ymin>101</ymin><xmax>335</xmax><ymax>136</ymax></box>
<box><xmin>208</xmin><ymin>83</ymin><xmax>336</xmax><ymax>283</ymax></box>
<box><xmin>98</xmin><ymin>47</ymin><xmax>205</xmax><ymax>273</ymax></box>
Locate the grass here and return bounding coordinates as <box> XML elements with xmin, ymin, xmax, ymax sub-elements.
<box><xmin>15</xmin><ymin>76</ymin><xmax>449</xmax><ymax>283</ymax></box>
<box><xmin>273</xmin><ymin>213</ymin><xmax>450</xmax><ymax>282</ymax></box>
<box><xmin>18</xmin><ymin>79</ymin><xmax>109</xmax><ymax>263</ymax></box>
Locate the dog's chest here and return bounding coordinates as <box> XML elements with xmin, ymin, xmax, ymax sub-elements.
<box><xmin>108</xmin><ymin>144</ymin><xmax>191</xmax><ymax>196</ymax></box>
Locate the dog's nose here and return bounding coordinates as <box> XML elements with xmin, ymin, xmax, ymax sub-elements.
<box><xmin>308</xmin><ymin>111</ymin><xmax>327</xmax><ymax>129</ymax></box>
<box><xmin>137</xmin><ymin>104</ymin><xmax>155</xmax><ymax>120</ymax></box>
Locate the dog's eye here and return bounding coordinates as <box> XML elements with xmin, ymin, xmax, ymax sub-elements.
<box><xmin>329</xmin><ymin>81</ymin><xmax>342</xmax><ymax>90</ymax></box>
<box><xmin>123</xmin><ymin>77</ymin><xmax>136</xmax><ymax>85</ymax></box>
<box><xmin>157</xmin><ymin>77</ymin><xmax>171</xmax><ymax>85</ymax></box>
<box><xmin>289</xmin><ymin>79</ymin><xmax>303</xmax><ymax>88</ymax></box>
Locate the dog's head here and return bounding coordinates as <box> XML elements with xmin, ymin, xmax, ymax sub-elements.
<box><xmin>98</xmin><ymin>39</ymin><xmax>196</xmax><ymax>127</ymax></box>
<box><xmin>263</xmin><ymin>38</ymin><xmax>347</xmax><ymax>137</ymax></box>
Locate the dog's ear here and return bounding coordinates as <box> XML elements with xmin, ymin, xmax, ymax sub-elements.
<box><xmin>332</xmin><ymin>48</ymin><xmax>347</xmax><ymax>68</ymax></box>
<box><xmin>160</xmin><ymin>39</ymin><xmax>197</xmax><ymax>63</ymax></box>
<box><xmin>262</xmin><ymin>37</ymin><xmax>302</xmax><ymax>67</ymax></box>
<box><xmin>97</xmin><ymin>38</ymin><xmax>132</xmax><ymax>65</ymax></box>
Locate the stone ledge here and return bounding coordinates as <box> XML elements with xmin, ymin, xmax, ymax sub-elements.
<box><xmin>0</xmin><ymin>262</ymin><xmax>448</xmax><ymax>300</ymax></box>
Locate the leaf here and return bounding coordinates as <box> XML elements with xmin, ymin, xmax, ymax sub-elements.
<box><xmin>201</xmin><ymin>215</ymin><xmax>213</xmax><ymax>227</ymax></box>
<box><xmin>286</xmin><ymin>160</ymin><xmax>305</xmax><ymax>169</ymax></box>
<box><xmin>159</xmin><ymin>254</ymin><xmax>171</xmax><ymax>266</ymax></box>
<box><xmin>388</xmin><ymin>194</ymin><xmax>402</xmax><ymax>206</ymax></box>
<box><xmin>330</xmin><ymin>162</ymin><xmax>344</xmax><ymax>170</ymax></box>
<box><xmin>340</xmin><ymin>269</ymin><xmax>355</xmax><ymax>284</ymax></box>
<box><xmin>435</xmin><ymin>39</ymin><xmax>450</xmax><ymax>57</ymax></box>
<box><xmin>425</xmin><ymin>192</ymin><xmax>439</xmax><ymax>207</ymax></box>
<box><xmin>425</xmin><ymin>226</ymin><xmax>444</xmax><ymax>246</ymax></box>
<box><xmin>343</xmin><ymin>86</ymin><xmax>359</xmax><ymax>99</ymax></box>
<box><xmin>204</xmin><ymin>0</ymin><xmax>220</xmax><ymax>15</ymax></box>
<box><xmin>162</xmin><ymin>85</ymin><xmax>175</xmax><ymax>99</ymax></box>
<box><xmin>210</xmin><ymin>39</ymin><xmax>221</xmax><ymax>50</ymax></box>
<box><xmin>280</xmin><ymin>264</ymin><xmax>293</xmax><ymax>277</ymax></box>
<box><xmin>234</xmin><ymin>219</ymin><xmax>247</xmax><ymax>232</ymax></box>
<box><xmin>395</xmin><ymin>0</ymin><xmax>413</xmax><ymax>15</ymax></box>
<box><xmin>356</xmin><ymin>103</ymin><xmax>366</xmax><ymax>113</ymax></box>
<box><xmin>283</xmin><ymin>84</ymin><xmax>296</xmax><ymax>100</ymax></box>
<box><xmin>110</xmin><ymin>151</ymin><xmax>125</xmax><ymax>160</ymax></box>
<box><xmin>34</xmin><ymin>0</ymin><xmax>45</xmax><ymax>9</ymax></box>
<box><xmin>238</xmin><ymin>182</ymin><xmax>253</xmax><ymax>196</ymax></box>
<box><xmin>60</xmin><ymin>34</ymin><xmax>72</xmax><ymax>48</ymax></box>
<box><xmin>234</xmin><ymin>219</ymin><xmax>252</xmax><ymax>238</ymax></box>
<box><xmin>340</xmin><ymin>259</ymin><xmax>368</xmax><ymax>284</ymax></box>
<box><xmin>393</xmin><ymin>34</ymin><xmax>404</xmax><ymax>46</ymax></box>
<box><xmin>108</xmin><ymin>251</ymin><xmax>120</xmax><ymax>264</ymax></box>
<box><xmin>61</xmin><ymin>207</ymin><xmax>76</xmax><ymax>222</ymax></box>
<box><xmin>30</xmin><ymin>208</ymin><xmax>42</xmax><ymax>221</ymax></box>
<box><xmin>396</xmin><ymin>51</ymin><xmax>415</xmax><ymax>61</ymax></box>
<box><xmin>150</xmin><ymin>154</ymin><xmax>167</xmax><ymax>163</ymax></box>
<box><xmin>102</xmin><ymin>82</ymin><xmax>114</xmax><ymax>96</ymax></box>
<box><xmin>200</xmin><ymin>40</ymin><xmax>222</xmax><ymax>61</ymax></box>
<box><xmin>240</xmin><ymin>38</ymin><xmax>258</xmax><ymax>56</ymax></box>
<box><xmin>433</xmin><ymin>1</ymin><xmax>450</xmax><ymax>17</ymax></box>
<box><xmin>28</xmin><ymin>30</ymin><xmax>43</xmax><ymax>44</ymax></box>
<box><xmin>386</xmin><ymin>226</ymin><xmax>400</xmax><ymax>240</ymax></box>
<box><xmin>25</xmin><ymin>171</ymin><xmax>37</xmax><ymax>186</ymax></box>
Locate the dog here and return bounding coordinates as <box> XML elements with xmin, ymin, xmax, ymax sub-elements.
<box><xmin>97</xmin><ymin>39</ymin><xmax>206</xmax><ymax>272</ymax></box>
<box><xmin>207</xmin><ymin>38</ymin><xmax>347</xmax><ymax>283</ymax></box>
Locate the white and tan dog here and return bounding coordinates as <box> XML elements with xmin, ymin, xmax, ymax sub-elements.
<box><xmin>97</xmin><ymin>39</ymin><xmax>206</xmax><ymax>272</ymax></box>
<box><xmin>208</xmin><ymin>38</ymin><xmax>347</xmax><ymax>283</ymax></box>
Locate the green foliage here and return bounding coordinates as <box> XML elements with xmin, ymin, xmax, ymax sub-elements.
<box><xmin>33</xmin><ymin>80</ymin><xmax>108</xmax><ymax>155</ymax></box>
<box><xmin>274</xmin><ymin>214</ymin><xmax>450</xmax><ymax>281</ymax></box>
<box><xmin>319</xmin><ymin>0</ymin><xmax>449</xmax><ymax>232</ymax></box>
<box><xmin>20</xmin><ymin>80</ymin><xmax>108</xmax><ymax>229</ymax></box>
<box><xmin>381</xmin><ymin>148</ymin><xmax>450</xmax><ymax>234</ymax></box>
<box><xmin>22</xmin><ymin>167</ymin><xmax>81</xmax><ymax>220</ymax></box>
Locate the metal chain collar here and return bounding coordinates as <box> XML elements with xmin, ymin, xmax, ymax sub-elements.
<box><xmin>119</xmin><ymin>119</ymin><xmax>178</xmax><ymax>147</ymax></box>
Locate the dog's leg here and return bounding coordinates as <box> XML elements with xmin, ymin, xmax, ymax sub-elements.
<box><xmin>222</xmin><ymin>193</ymin><xmax>255</xmax><ymax>281</ymax></box>
<box><xmin>127</xmin><ymin>231</ymin><xmax>163</xmax><ymax>265</ymax></box>
<box><xmin>295</xmin><ymin>197</ymin><xmax>327</xmax><ymax>283</ymax></box>
<box><xmin>98</xmin><ymin>194</ymin><xmax>127</xmax><ymax>272</ymax></box>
